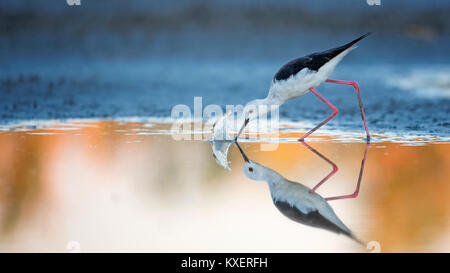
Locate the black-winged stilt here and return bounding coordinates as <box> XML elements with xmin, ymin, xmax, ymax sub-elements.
<box><xmin>235</xmin><ymin>33</ymin><xmax>371</xmax><ymax>142</ymax></box>
<box><xmin>234</xmin><ymin>141</ymin><xmax>370</xmax><ymax>243</ymax></box>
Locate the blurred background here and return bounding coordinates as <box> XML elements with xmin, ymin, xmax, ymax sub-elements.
<box><xmin>1</xmin><ymin>0</ymin><xmax>449</xmax><ymax>137</ymax></box>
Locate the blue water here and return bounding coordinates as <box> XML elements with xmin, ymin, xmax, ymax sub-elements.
<box><xmin>1</xmin><ymin>1</ymin><xmax>449</xmax><ymax>138</ymax></box>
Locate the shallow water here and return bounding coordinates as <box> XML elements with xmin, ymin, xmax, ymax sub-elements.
<box><xmin>0</xmin><ymin>121</ymin><xmax>449</xmax><ymax>252</ymax></box>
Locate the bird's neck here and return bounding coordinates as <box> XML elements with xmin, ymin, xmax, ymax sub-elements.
<box><xmin>263</xmin><ymin>169</ymin><xmax>286</xmax><ymax>189</ymax></box>
<box><xmin>265</xmin><ymin>92</ymin><xmax>286</xmax><ymax>107</ymax></box>
<box><xmin>257</xmin><ymin>97</ymin><xmax>282</xmax><ymax>113</ymax></box>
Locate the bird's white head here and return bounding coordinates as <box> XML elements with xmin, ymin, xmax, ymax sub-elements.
<box><xmin>235</xmin><ymin>142</ymin><xmax>273</xmax><ymax>182</ymax></box>
<box><xmin>235</xmin><ymin>98</ymin><xmax>281</xmax><ymax>140</ymax></box>
<box><xmin>243</xmin><ymin>161</ymin><xmax>268</xmax><ymax>182</ymax></box>
<box><xmin>243</xmin><ymin>99</ymin><xmax>271</xmax><ymax>122</ymax></box>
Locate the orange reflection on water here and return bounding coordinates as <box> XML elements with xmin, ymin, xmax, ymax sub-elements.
<box><xmin>0</xmin><ymin>121</ymin><xmax>449</xmax><ymax>252</ymax></box>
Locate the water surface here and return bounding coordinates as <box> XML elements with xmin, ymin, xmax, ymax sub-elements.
<box><xmin>0</xmin><ymin>121</ymin><xmax>448</xmax><ymax>252</ymax></box>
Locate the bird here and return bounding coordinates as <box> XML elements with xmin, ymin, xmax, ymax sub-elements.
<box><xmin>234</xmin><ymin>142</ymin><xmax>363</xmax><ymax>244</ymax></box>
<box><xmin>235</xmin><ymin>33</ymin><xmax>371</xmax><ymax>142</ymax></box>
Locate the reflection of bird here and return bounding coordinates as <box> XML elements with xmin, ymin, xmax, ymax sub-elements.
<box><xmin>211</xmin><ymin>111</ymin><xmax>235</xmax><ymax>170</ymax></box>
<box><xmin>236</xmin><ymin>33</ymin><xmax>371</xmax><ymax>141</ymax></box>
<box><xmin>211</xmin><ymin>140</ymin><xmax>233</xmax><ymax>171</ymax></box>
<box><xmin>235</xmin><ymin>142</ymin><xmax>363</xmax><ymax>244</ymax></box>
<box><xmin>304</xmin><ymin>141</ymin><xmax>370</xmax><ymax>201</ymax></box>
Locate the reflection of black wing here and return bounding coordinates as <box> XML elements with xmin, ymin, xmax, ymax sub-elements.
<box><xmin>273</xmin><ymin>33</ymin><xmax>370</xmax><ymax>81</ymax></box>
<box><xmin>274</xmin><ymin>200</ymin><xmax>352</xmax><ymax>237</ymax></box>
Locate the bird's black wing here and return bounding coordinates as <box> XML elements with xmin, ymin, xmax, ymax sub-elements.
<box><xmin>274</xmin><ymin>200</ymin><xmax>352</xmax><ymax>237</ymax></box>
<box><xmin>273</xmin><ymin>56</ymin><xmax>314</xmax><ymax>82</ymax></box>
<box><xmin>273</xmin><ymin>32</ymin><xmax>371</xmax><ymax>81</ymax></box>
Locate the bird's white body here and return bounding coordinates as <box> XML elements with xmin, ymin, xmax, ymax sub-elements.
<box><xmin>267</xmin><ymin>174</ymin><xmax>352</xmax><ymax>235</ymax></box>
<box><xmin>266</xmin><ymin>46</ymin><xmax>356</xmax><ymax>106</ymax></box>
<box><xmin>243</xmin><ymin>160</ymin><xmax>352</xmax><ymax>235</ymax></box>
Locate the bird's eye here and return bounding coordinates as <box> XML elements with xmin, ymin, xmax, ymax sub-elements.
<box><xmin>249</xmin><ymin>167</ymin><xmax>253</xmax><ymax>172</ymax></box>
<box><xmin>249</xmin><ymin>109</ymin><xmax>254</xmax><ymax>114</ymax></box>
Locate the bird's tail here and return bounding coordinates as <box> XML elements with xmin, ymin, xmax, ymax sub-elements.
<box><xmin>344</xmin><ymin>32</ymin><xmax>372</xmax><ymax>50</ymax></box>
<box><xmin>318</xmin><ymin>32</ymin><xmax>371</xmax><ymax>64</ymax></box>
<box><xmin>348</xmin><ymin>233</ymin><xmax>365</xmax><ymax>246</ymax></box>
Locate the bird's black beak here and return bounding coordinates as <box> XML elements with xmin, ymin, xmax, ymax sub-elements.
<box><xmin>234</xmin><ymin>142</ymin><xmax>249</xmax><ymax>163</ymax></box>
<box><xmin>235</xmin><ymin>118</ymin><xmax>249</xmax><ymax>142</ymax></box>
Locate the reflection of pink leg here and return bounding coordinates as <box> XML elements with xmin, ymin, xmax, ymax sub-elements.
<box><xmin>301</xmin><ymin>142</ymin><xmax>338</xmax><ymax>194</ymax></box>
<box><xmin>325</xmin><ymin>141</ymin><xmax>370</xmax><ymax>201</ymax></box>
<box><xmin>298</xmin><ymin>88</ymin><xmax>338</xmax><ymax>141</ymax></box>
<box><xmin>326</xmin><ymin>79</ymin><xmax>370</xmax><ymax>141</ymax></box>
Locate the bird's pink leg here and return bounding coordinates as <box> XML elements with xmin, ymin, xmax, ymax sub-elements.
<box><xmin>326</xmin><ymin>79</ymin><xmax>370</xmax><ymax>141</ymax></box>
<box><xmin>325</xmin><ymin>141</ymin><xmax>370</xmax><ymax>201</ymax></box>
<box><xmin>300</xmin><ymin>142</ymin><xmax>338</xmax><ymax>194</ymax></box>
<box><xmin>298</xmin><ymin>88</ymin><xmax>339</xmax><ymax>141</ymax></box>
